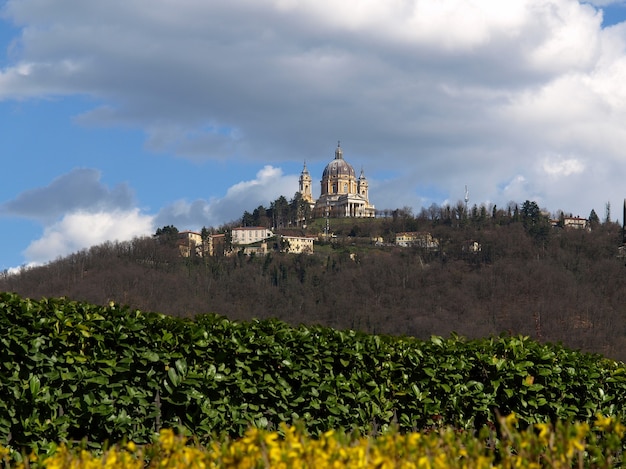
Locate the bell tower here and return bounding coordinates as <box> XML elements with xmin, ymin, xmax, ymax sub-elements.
<box><xmin>357</xmin><ymin>167</ymin><xmax>369</xmax><ymax>199</ymax></box>
<box><xmin>299</xmin><ymin>161</ymin><xmax>313</xmax><ymax>204</ymax></box>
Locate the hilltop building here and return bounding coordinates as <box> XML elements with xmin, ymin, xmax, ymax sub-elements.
<box><xmin>229</xmin><ymin>227</ymin><xmax>315</xmax><ymax>255</ymax></box>
<box><xmin>281</xmin><ymin>235</ymin><xmax>315</xmax><ymax>254</ymax></box>
<box><xmin>562</xmin><ymin>216</ymin><xmax>589</xmax><ymax>230</ymax></box>
<box><xmin>231</xmin><ymin>227</ymin><xmax>274</xmax><ymax>245</ymax></box>
<box><xmin>549</xmin><ymin>216</ymin><xmax>590</xmax><ymax>231</ymax></box>
<box><xmin>299</xmin><ymin>142</ymin><xmax>375</xmax><ymax>218</ymax></box>
<box><xmin>177</xmin><ymin>230</ymin><xmax>226</xmax><ymax>257</ymax></box>
<box><xmin>177</xmin><ymin>230</ymin><xmax>203</xmax><ymax>257</ymax></box>
<box><xmin>395</xmin><ymin>232</ymin><xmax>439</xmax><ymax>250</ymax></box>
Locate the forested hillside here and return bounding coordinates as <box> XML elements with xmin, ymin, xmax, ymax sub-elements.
<box><xmin>2</xmin><ymin>203</ymin><xmax>626</xmax><ymax>361</ymax></box>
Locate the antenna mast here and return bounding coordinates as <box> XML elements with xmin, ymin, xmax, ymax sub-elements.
<box><xmin>619</xmin><ymin>199</ymin><xmax>626</xmax><ymax>262</ymax></box>
<box><xmin>325</xmin><ymin>199</ymin><xmax>330</xmax><ymax>240</ymax></box>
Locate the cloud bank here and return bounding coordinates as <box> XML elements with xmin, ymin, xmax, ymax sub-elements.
<box><xmin>23</xmin><ymin>209</ymin><xmax>154</xmax><ymax>265</ymax></box>
<box><xmin>153</xmin><ymin>165</ymin><xmax>298</xmax><ymax>230</ymax></box>
<box><xmin>0</xmin><ymin>168</ymin><xmax>134</xmax><ymax>223</ymax></box>
<box><xmin>1</xmin><ymin>166</ymin><xmax>297</xmax><ymax>265</ymax></box>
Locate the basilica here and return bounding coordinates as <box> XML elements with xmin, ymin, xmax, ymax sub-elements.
<box><xmin>299</xmin><ymin>142</ymin><xmax>375</xmax><ymax>218</ymax></box>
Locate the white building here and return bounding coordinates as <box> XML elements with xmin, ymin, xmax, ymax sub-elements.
<box><xmin>281</xmin><ymin>235</ymin><xmax>315</xmax><ymax>254</ymax></box>
<box><xmin>231</xmin><ymin>227</ymin><xmax>274</xmax><ymax>246</ymax></box>
<box><xmin>395</xmin><ymin>232</ymin><xmax>439</xmax><ymax>250</ymax></box>
<box><xmin>563</xmin><ymin>216</ymin><xmax>589</xmax><ymax>230</ymax></box>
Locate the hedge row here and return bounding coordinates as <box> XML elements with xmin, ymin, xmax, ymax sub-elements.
<box><xmin>1</xmin><ymin>292</ymin><xmax>625</xmax><ymax>455</ymax></box>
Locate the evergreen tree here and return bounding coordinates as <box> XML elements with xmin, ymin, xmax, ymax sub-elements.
<box><xmin>589</xmin><ymin>209</ymin><xmax>600</xmax><ymax>228</ymax></box>
<box><xmin>252</xmin><ymin>205</ymin><xmax>270</xmax><ymax>228</ymax></box>
<box><xmin>242</xmin><ymin>211</ymin><xmax>255</xmax><ymax>226</ymax></box>
<box><xmin>269</xmin><ymin>196</ymin><xmax>289</xmax><ymax>229</ymax></box>
<box><xmin>521</xmin><ymin>200</ymin><xmax>550</xmax><ymax>243</ymax></box>
<box><xmin>154</xmin><ymin>225</ymin><xmax>179</xmax><ymax>245</ymax></box>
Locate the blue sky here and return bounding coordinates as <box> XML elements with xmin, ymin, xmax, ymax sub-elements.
<box><xmin>2</xmin><ymin>0</ymin><xmax>626</xmax><ymax>271</ymax></box>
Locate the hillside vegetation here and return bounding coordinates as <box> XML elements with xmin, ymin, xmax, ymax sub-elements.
<box><xmin>2</xmin><ymin>208</ymin><xmax>626</xmax><ymax>360</ymax></box>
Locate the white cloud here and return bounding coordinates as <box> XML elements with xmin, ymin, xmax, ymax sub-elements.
<box><xmin>501</xmin><ymin>175</ymin><xmax>532</xmax><ymax>203</ymax></box>
<box><xmin>523</xmin><ymin>1</ymin><xmax>601</xmax><ymax>72</ymax></box>
<box><xmin>23</xmin><ymin>209</ymin><xmax>154</xmax><ymax>265</ymax></box>
<box><xmin>541</xmin><ymin>155</ymin><xmax>586</xmax><ymax>176</ymax></box>
<box><xmin>154</xmin><ymin>165</ymin><xmax>298</xmax><ymax>229</ymax></box>
<box><xmin>225</xmin><ymin>165</ymin><xmax>287</xmax><ymax>196</ymax></box>
<box><xmin>3</xmin><ymin>164</ymin><xmax>300</xmax><ymax>266</ymax></box>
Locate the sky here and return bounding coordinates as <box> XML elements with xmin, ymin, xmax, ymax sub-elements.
<box><xmin>2</xmin><ymin>0</ymin><xmax>626</xmax><ymax>270</ymax></box>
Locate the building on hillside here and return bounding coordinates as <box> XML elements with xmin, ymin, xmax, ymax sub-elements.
<box><xmin>395</xmin><ymin>232</ymin><xmax>439</xmax><ymax>250</ymax></box>
<box><xmin>281</xmin><ymin>235</ymin><xmax>315</xmax><ymax>254</ymax></box>
<box><xmin>206</xmin><ymin>233</ymin><xmax>226</xmax><ymax>256</ymax></box>
<box><xmin>240</xmin><ymin>242</ymin><xmax>270</xmax><ymax>256</ymax></box>
<box><xmin>463</xmin><ymin>240</ymin><xmax>482</xmax><ymax>253</ymax></box>
<box><xmin>231</xmin><ymin>227</ymin><xmax>274</xmax><ymax>246</ymax></box>
<box><xmin>299</xmin><ymin>142</ymin><xmax>375</xmax><ymax>219</ymax></box>
<box><xmin>178</xmin><ymin>231</ymin><xmax>227</xmax><ymax>257</ymax></box>
<box><xmin>563</xmin><ymin>216</ymin><xmax>589</xmax><ymax>230</ymax></box>
<box><xmin>550</xmin><ymin>216</ymin><xmax>590</xmax><ymax>231</ymax></box>
<box><xmin>177</xmin><ymin>231</ymin><xmax>203</xmax><ymax>257</ymax></box>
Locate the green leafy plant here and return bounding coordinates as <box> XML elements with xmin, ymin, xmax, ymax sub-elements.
<box><xmin>1</xmin><ymin>292</ymin><xmax>626</xmax><ymax>456</ymax></box>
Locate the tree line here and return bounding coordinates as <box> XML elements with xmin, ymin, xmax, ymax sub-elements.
<box><xmin>2</xmin><ymin>198</ymin><xmax>625</xmax><ymax>362</ymax></box>
<box><xmin>236</xmin><ymin>196</ymin><xmax>605</xmax><ymax>242</ymax></box>
<box><xmin>241</xmin><ymin>192</ymin><xmax>312</xmax><ymax>229</ymax></box>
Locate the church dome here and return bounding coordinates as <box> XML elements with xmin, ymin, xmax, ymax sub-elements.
<box><xmin>322</xmin><ymin>159</ymin><xmax>356</xmax><ymax>178</ymax></box>
<box><xmin>322</xmin><ymin>142</ymin><xmax>355</xmax><ymax>179</ymax></box>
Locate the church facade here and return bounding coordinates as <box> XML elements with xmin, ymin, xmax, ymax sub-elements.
<box><xmin>299</xmin><ymin>142</ymin><xmax>375</xmax><ymax>218</ymax></box>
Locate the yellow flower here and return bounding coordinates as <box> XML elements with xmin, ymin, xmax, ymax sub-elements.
<box><xmin>417</xmin><ymin>455</ymin><xmax>432</xmax><ymax>469</ymax></box>
<box><xmin>264</xmin><ymin>432</ymin><xmax>279</xmax><ymax>446</ymax></box>
<box><xmin>504</xmin><ymin>412</ymin><xmax>518</xmax><ymax>428</ymax></box>
<box><xmin>535</xmin><ymin>422</ymin><xmax>550</xmax><ymax>444</ymax></box>
<box><xmin>577</xmin><ymin>422</ymin><xmax>590</xmax><ymax>438</ymax></box>
<box><xmin>159</xmin><ymin>428</ymin><xmax>177</xmax><ymax>452</ymax></box>
<box><xmin>595</xmin><ymin>414</ymin><xmax>612</xmax><ymax>431</ymax></box>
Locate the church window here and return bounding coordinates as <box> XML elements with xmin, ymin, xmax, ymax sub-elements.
<box><xmin>344</xmin><ymin>183</ymin><xmax>348</xmax><ymax>192</ymax></box>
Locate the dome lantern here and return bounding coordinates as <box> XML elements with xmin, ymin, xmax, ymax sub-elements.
<box><xmin>335</xmin><ymin>141</ymin><xmax>343</xmax><ymax>160</ymax></box>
